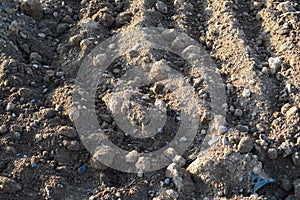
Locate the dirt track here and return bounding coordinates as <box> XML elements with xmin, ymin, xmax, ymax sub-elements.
<box><xmin>0</xmin><ymin>0</ymin><xmax>299</xmax><ymax>199</ymax></box>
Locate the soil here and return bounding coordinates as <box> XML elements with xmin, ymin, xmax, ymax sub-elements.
<box><xmin>0</xmin><ymin>0</ymin><xmax>299</xmax><ymax>199</ymax></box>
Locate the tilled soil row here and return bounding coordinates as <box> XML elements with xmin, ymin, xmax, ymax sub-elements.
<box><xmin>0</xmin><ymin>0</ymin><xmax>299</xmax><ymax>199</ymax></box>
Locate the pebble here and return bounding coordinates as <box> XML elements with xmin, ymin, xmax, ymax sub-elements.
<box><xmin>179</xmin><ymin>136</ymin><xmax>187</xmax><ymax>142</ymax></box>
<box><xmin>171</xmin><ymin>36</ymin><xmax>186</xmax><ymax>50</ymax></box>
<box><xmin>92</xmin><ymin>11</ymin><xmax>114</xmax><ymax>28</ymax></box>
<box><xmin>252</xmin><ymin>1</ymin><xmax>263</xmax><ymax>9</ymax></box>
<box><xmin>156</xmin><ymin>1</ymin><xmax>168</xmax><ymax>14</ymax></box>
<box><xmin>238</xmin><ymin>136</ymin><xmax>254</xmax><ymax>153</ymax></box>
<box><xmin>234</xmin><ymin>109</ymin><xmax>243</xmax><ymax>117</ymax></box>
<box><xmin>280</xmin><ymin>178</ymin><xmax>293</xmax><ymax>192</ymax></box>
<box><xmin>135</xmin><ymin>157</ymin><xmax>151</xmax><ymax>171</ymax></box>
<box><xmin>242</xmin><ymin>88</ymin><xmax>251</xmax><ymax>98</ymax></box>
<box><xmin>165</xmin><ymin>189</ymin><xmax>179</xmax><ymax>198</ymax></box>
<box><xmin>30</xmin><ymin>52</ymin><xmax>42</xmax><ymax>63</ymax></box>
<box><xmin>218</xmin><ymin>125</ymin><xmax>228</xmax><ymax>134</ymax></box>
<box><xmin>267</xmin><ymin>148</ymin><xmax>278</xmax><ymax>160</ymax></box>
<box><xmin>174</xmin><ymin>0</ymin><xmax>184</xmax><ymax>6</ymax></box>
<box><xmin>57</xmin><ymin>23</ymin><xmax>70</xmax><ymax>34</ymax></box>
<box><xmin>115</xmin><ymin>12</ymin><xmax>131</xmax><ymax>27</ymax></box>
<box><xmin>286</xmin><ymin>106</ymin><xmax>298</xmax><ymax>118</ymax></box>
<box><xmin>292</xmin><ymin>152</ymin><xmax>300</xmax><ymax>167</ymax></box>
<box><xmin>0</xmin><ymin>176</ymin><xmax>22</xmax><ymax>193</ymax></box>
<box><xmin>144</xmin><ymin>0</ymin><xmax>156</xmax><ymax>8</ymax></box>
<box><xmin>0</xmin><ymin>125</ymin><xmax>8</xmax><ymax>134</ymax></box>
<box><xmin>38</xmin><ymin>33</ymin><xmax>46</xmax><ymax>38</ymax></box>
<box><xmin>78</xmin><ymin>164</ymin><xmax>87</xmax><ymax>175</ymax></box>
<box><xmin>137</xmin><ymin>169</ymin><xmax>143</xmax><ymax>177</ymax></box>
<box><xmin>294</xmin><ymin>179</ymin><xmax>300</xmax><ymax>200</ymax></box>
<box><xmin>58</xmin><ymin>126</ymin><xmax>77</xmax><ymax>138</ymax></box>
<box><xmin>150</xmin><ymin>60</ymin><xmax>170</xmax><ymax>81</ymax></box>
<box><xmin>20</xmin><ymin>0</ymin><xmax>43</xmax><ymax>18</ymax></box>
<box><xmin>18</xmin><ymin>88</ymin><xmax>32</xmax><ymax>98</ymax></box>
<box><xmin>172</xmin><ymin>155</ymin><xmax>186</xmax><ymax>167</ymax></box>
<box><xmin>262</xmin><ymin>66</ymin><xmax>270</xmax><ymax>75</ymax></box>
<box><xmin>166</xmin><ymin>163</ymin><xmax>184</xmax><ymax>191</ymax></box>
<box><xmin>69</xmin><ymin>34</ymin><xmax>83</xmax><ymax>46</ymax></box>
<box><xmin>164</xmin><ymin>178</ymin><xmax>170</xmax><ymax>185</ymax></box>
<box><xmin>125</xmin><ymin>150</ymin><xmax>139</xmax><ymax>163</ymax></box>
<box><xmin>62</xmin><ymin>15</ymin><xmax>74</xmax><ymax>24</ymax></box>
<box><xmin>56</xmin><ymin>71</ymin><xmax>65</xmax><ymax>77</ymax></box>
<box><xmin>276</xmin><ymin>1</ymin><xmax>296</xmax><ymax>13</ymax></box>
<box><xmin>39</xmin><ymin>108</ymin><xmax>57</xmax><ymax>119</ymax></box>
<box><xmin>281</xmin><ymin>103</ymin><xmax>291</xmax><ymax>114</ymax></box>
<box><xmin>67</xmin><ymin>140</ymin><xmax>80</xmax><ymax>151</ymax></box>
<box><xmin>6</xmin><ymin>102</ymin><xmax>15</xmax><ymax>111</ymax></box>
<box><xmin>11</xmin><ymin>124</ymin><xmax>22</xmax><ymax>132</ymax></box>
<box><xmin>268</xmin><ymin>57</ymin><xmax>282</xmax><ymax>74</ymax></box>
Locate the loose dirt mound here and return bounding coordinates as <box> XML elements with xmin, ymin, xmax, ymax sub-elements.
<box><xmin>0</xmin><ymin>0</ymin><xmax>299</xmax><ymax>199</ymax></box>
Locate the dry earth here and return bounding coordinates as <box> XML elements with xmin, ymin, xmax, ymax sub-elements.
<box><xmin>0</xmin><ymin>0</ymin><xmax>299</xmax><ymax>199</ymax></box>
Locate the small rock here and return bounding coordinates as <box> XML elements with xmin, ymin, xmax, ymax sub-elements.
<box><xmin>171</xmin><ymin>36</ymin><xmax>186</xmax><ymax>50</ymax></box>
<box><xmin>20</xmin><ymin>0</ymin><xmax>43</xmax><ymax>18</ymax></box>
<box><xmin>125</xmin><ymin>150</ymin><xmax>139</xmax><ymax>163</ymax></box>
<box><xmin>37</xmin><ymin>33</ymin><xmax>46</xmax><ymax>38</ymax></box>
<box><xmin>56</xmin><ymin>71</ymin><xmax>65</xmax><ymax>77</ymax></box>
<box><xmin>115</xmin><ymin>12</ymin><xmax>131</xmax><ymax>27</ymax></box>
<box><xmin>218</xmin><ymin>125</ymin><xmax>228</xmax><ymax>134</ymax></box>
<box><xmin>165</xmin><ymin>189</ymin><xmax>179</xmax><ymax>199</ymax></box>
<box><xmin>276</xmin><ymin>1</ymin><xmax>296</xmax><ymax>13</ymax></box>
<box><xmin>286</xmin><ymin>106</ymin><xmax>298</xmax><ymax>118</ymax></box>
<box><xmin>39</xmin><ymin>108</ymin><xmax>57</xmax><ymax>119</ymax></box>
<box><xmin>0</xmin><ymin>176</ymin><xmax>22</xmax><ymax>193</ymax></box>
<box><xmin>174</xmin><ymin>0</ymin><xmax>184</xmax><ymax>6</ymax></box>
<box><xmin>58</xmin><ymin>126</ymin><xmax>77</xmax><ymax>138</ymax></box>
<box><xmin>30</xmin><ymin>52</ymin><xmax>42</xmax><ymax>63</ymax></box>
<box><xmin>252</xmin><ymin>1</ymin><xmax>263</xmax><ymax>9</ymax></box>
<box><xmin>164</xmin><ymin>178</ymin><xmax>170</xmax><ymax>185</ymax></box>
<box><xmin>280</xmin><ymin>178</ymin><xmax>293</xmax><ymax>192</ymax></box>
<box><xmin>294</xmin><ymin>179</ymin><xmax>300</xmax><ymax>200</ymax></box>
<box><xmin>238</xmin><ymin>136</ymin><xmax>253</xmax><ymax>153</ymax></box>
<box><xmin>262</xmin><ymin>67</ymin><xmax>270</xmax><ymax>75</ymax></box>
<box><xmin>11</xmin><ymin>125</ymin><xmax>22</xmax><ymax>133</ymax></box>
<box><xmin>166</xmin><ymin>163</ymin><xmax>184</xmax><ymax>191</ymax></box>
<box><xmin>57</xmin><ymin>23</ymin><xmax>70</xmax><ymax>34</ymax></box>
<box><xmin>69</xmin><ymin>34</ymin><xmax>83</xmax><ymax>46</ymax></box>
<box><xmin>99</xmin><ymin>114</ymin><xmax>112</xmax><ymax>123</ymax></box>
<box><xmin>292</xmin><ymin>152</ymin><xmax>300</xmax><ymax>167</ymax></box>
<box><xmin>62</xmin><ymin>15</ymin><xmax>74</xmax><ymax>24</ymax></box>
<box><xmin>89</xmin><ymin>156</ymin><xmax>108</xmax><ymax>170</ymax></box>
<box><xmin>150</xmin><ymin>60</ymin><xmax>170</xmax><ymax>81</ymax></box>
<box><xmin>234</xmin><ymin>109</ymin><xmax>243</xmax><ymax>117</ymax></box>
<box><xmin>0</xmin><ymin>125</ymin><xmax>8</xmax><ymax>134</ymax></box>
<box><xmin>135</xmin><ymin>157</ymin><xmax>151</xmax><ymax>171</ymax></box>
<box><xmin>92</xmin><ymin>10</ymin><xmax>114</xmax><ymax>28</ymax></box>
<box><xmin>113</xmin><ymin>68</ymin><xmax>121</xmax><ymax>74</ymax></box>
<box><xmin>281</xmin><ymin>103</ymin><xmax>291</xmax><ymax>114</ymax></box>
<box><xmin>6</xmin><ymin>102</ymin><xmax>15</xmax><ymax>111</ymax></box>
<box><xmin>137</xmin><ymin>169</ymin><xmax>143</xmax><ymax>177</ymax></box>
<box><xmin>267</xmin><ymin>148</ymin><xmax>278</xmax><ymax>160</ymax></box>
<box><xmin>172</xmin><ymin>155</ymin><xmax>186</xmax><ymax>167</ymax></box>
<box><xmin>5</xmin><ymin>146</ymin><xmax>16</xmax><ymax>155</ymax></box>
<box><xmin>242</xmin><ymin>88</ymin><xmax>251</xmax><ymax>98</ymax></box>
<box><xmin>182</xmin><ymin>2</ymin><xmax>194</xmax><ymax>11</ymax></box>
<box><xmin>268</xmin><ymin>57</ymin><xmax>282</xmax><ymax>74</ymax></box>
<box><xmin>18</xmin><ymin>88</ymin><xmax>32</xmax><ymax>98</ymax></box>
<box><xmin>179</xmin><ymin>136</ymin><xmax>187</xmax><ymax>142</ymax></box>
<box><xmin>144</xmin><ymin>0</ymin><xmax>156</xmax><ymax>8</ymax></box>
<box><xmin>67</xmin><ymin>140</ymin><xmax>80</xmax><ymax>151</ymax></box>
<box><xmin>156</xmin><ymin>1</ymin><xmax>168</xmax><ymax>14</ymax></box>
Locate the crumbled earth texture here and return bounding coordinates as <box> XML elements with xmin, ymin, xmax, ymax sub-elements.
<box><xmin>0</xmin><ymin>0</ymin><xmax>299</xmax><ymax>199</ymax></box>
